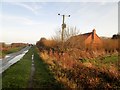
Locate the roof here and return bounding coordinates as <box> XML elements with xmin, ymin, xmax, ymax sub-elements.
<box><xmin>66</xmin><ymin>33</ymin><xmax>91</xmax><ymax>48</ymax></box>
<box><xmin>68</xmin><ymin>31</ymin><xmax>93</xmax><ymax>42</ymax></box>
<box><xmin>65</xmin><ymin>29</ymin><xmax>103</xmax><ymax>49</ymax></box>
<box><xmin>66</xmin><ymin>30</ymin><xmax>95</xmax><ymax>48</ymax></box>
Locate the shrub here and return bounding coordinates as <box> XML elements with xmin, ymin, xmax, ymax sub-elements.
<box><xmin>102</xmin><ymin>39</ymin><xmax>119</xmax><ymax>53</ymax></box>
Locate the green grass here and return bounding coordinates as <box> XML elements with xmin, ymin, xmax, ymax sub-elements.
<box><xmin>81</xmin><ymin>54</ymin><xmax>119</xmax><ymax>70</ymax></box>
<box><xmin>32</xmin><ymin>47</ymin><xmax>63</xmax><ymax>89</ymax></box>
<box><xmin>2</xmin><ymin>46</ymin><xmax>63</xmax><ymax>89</ymax></box>
<box><xmin>100</xmin><ymin>55</ymin><xmax>118</xmax><ymax>64</ymax></box>
<box><xmin>94</xmin><ymin>55</ymin><xmax>118</xmax><ymax>66</ymax></box>
<box><xmin>2</xmin><ymin>47</ymin><xmax>33</xmax><ymax>88</ymax></box>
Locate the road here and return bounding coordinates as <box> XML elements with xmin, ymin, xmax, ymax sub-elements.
<box><xmin>0</xmin><ymin>46</ymin><xmax>31</xmax><ymax>74</ymax></box>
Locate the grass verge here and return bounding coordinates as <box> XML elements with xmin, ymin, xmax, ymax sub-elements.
<box><xmin>32</xmin><ymin>47</ymin><xmax>63</xmax><ymax>89</ymax></box>
<box><xmin>2</xmin><ymin>47</ymin><xmax>33</xmax><ymax>88</ymax></box>
<box><xmin>2</xmin><ymin>46</ymin><xmax>63</xmax><ymax>89</ymax></box>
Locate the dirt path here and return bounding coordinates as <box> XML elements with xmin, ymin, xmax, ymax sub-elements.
<box><xmin>28</xmin><ymin>54</ymin><xmax>35</xmax><ymax>88</ymax></box>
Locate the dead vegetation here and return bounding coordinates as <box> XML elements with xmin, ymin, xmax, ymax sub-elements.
<box><xmin>36</xmin><ymin>29</ymin><xmax>120</xmax><ymax>89</ymax></box>
<box><xmin>102</xmin><ymin>39</ymin><xmax>119</xmax><ymax>53</ymax></box>
<box><xmin>39</xmin><ymin>50</ymin><xmax>120</xmax><ymax>89</ymax></box>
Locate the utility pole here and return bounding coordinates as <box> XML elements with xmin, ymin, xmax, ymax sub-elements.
<box><xmin>58</xmin><ymin>14</ymin><xmax>70</xmax><ymax>51</ymax></box>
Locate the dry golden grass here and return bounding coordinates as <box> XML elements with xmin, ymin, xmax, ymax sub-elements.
<box><xmin>102</xmin><ymin>39</ymin><xmax>119</xmax><ymax>52</ymax></box>
<box><xmin>39</xmin><ymin>50</ymin><xmax>120</xmax><ymax>89</ymax></box>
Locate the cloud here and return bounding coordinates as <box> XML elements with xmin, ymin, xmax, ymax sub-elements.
<box><xmin>10</xmin><ymin>2</ymin><xmax>42</xmax><ymax>15</ymax></box>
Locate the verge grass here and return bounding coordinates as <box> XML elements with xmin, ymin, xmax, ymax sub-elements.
<box><xmin>32</xmin><ymin>47</ymin><xmax>63</xmax><ymax>89</ymax></box>
<box><xmin>2</xmin><ymin>47</ymin><xmax>33</xmax><ymax>88</ymax></box>
<box><xmin>2</xmin><ymin>46</ymin><xmax>63</xmax><ymax>89</ymax></box>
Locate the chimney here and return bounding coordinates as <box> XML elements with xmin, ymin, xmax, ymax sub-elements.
<box><xmin>92</xmin><ymin>29</ymin><xmax>96</xmax><ymax>40</ymax></box>
<box><xmin>93</xmin><ymin>29</ymin><xmax>96</xmax><ymax>34</ymax></box>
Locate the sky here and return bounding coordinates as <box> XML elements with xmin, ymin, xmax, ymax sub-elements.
<box><xmin>0</xmin><ymin>0</ymin><xmax>119</xmax><ymax>44</ymax></box>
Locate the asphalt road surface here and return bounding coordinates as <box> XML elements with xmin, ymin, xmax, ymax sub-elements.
<box><xmin>0</xmin><ymin>46</ymin><xmax>31</xmax><ymax>74</ymax></box>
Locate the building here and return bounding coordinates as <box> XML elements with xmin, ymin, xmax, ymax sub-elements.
<box><xmin>66</xmin><ymin>29</ymin><xmax>103</xmax><ymax>50</ymax></box>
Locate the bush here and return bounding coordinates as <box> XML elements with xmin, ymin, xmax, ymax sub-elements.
<box><xmin>39</xmin><ymin>51</ymin><xmax>120</xmax><ymax>89</ymax></box>
<box><xmin>102</xmin><ymin>39</ymin><xmax>119</xmax><ymax>53</ymax></box>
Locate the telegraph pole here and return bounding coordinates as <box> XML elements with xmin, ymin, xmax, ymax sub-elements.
<box><xmin>58</xmin><ymin>14</ymin><xmax>70</xmax><ymax>51</ymax></box>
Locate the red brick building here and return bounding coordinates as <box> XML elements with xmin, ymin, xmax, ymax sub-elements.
<box><xmin>66</xmin><ymin>29</ymin><xmax>103</xmax><ymax>50</ymax></box>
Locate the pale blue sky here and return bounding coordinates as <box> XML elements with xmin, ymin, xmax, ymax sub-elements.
<box><xmin>0</xmin><ymin>1</ymin><xmax>119</xmax><ymax>44</ymax></box>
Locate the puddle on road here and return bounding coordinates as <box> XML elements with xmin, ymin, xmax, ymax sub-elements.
<box><xmin>5</xmin><ymin>55</ymin><xmax>10</xmax><ymax>58</ymax></box>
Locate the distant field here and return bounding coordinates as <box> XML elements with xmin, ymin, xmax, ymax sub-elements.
<box><xmin>0</xmin><ymin>46</ymin><xmax>25</xmax><ymax>58</ymax></box>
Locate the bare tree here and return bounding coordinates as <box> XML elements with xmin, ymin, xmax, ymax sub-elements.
<box><xmin>64</xmin><ymin>26</ymin><xmax>80</xmax><ymax>41</ymax></box>
<box><xmin>52</xmin><ymin>26</ymin><xmax>80</xmax><ymax>42</ymax></box>
<box><xmin>52</xmin><ymin>28</ymin><xmax>62</xmax><ymax>42</ymax></box>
